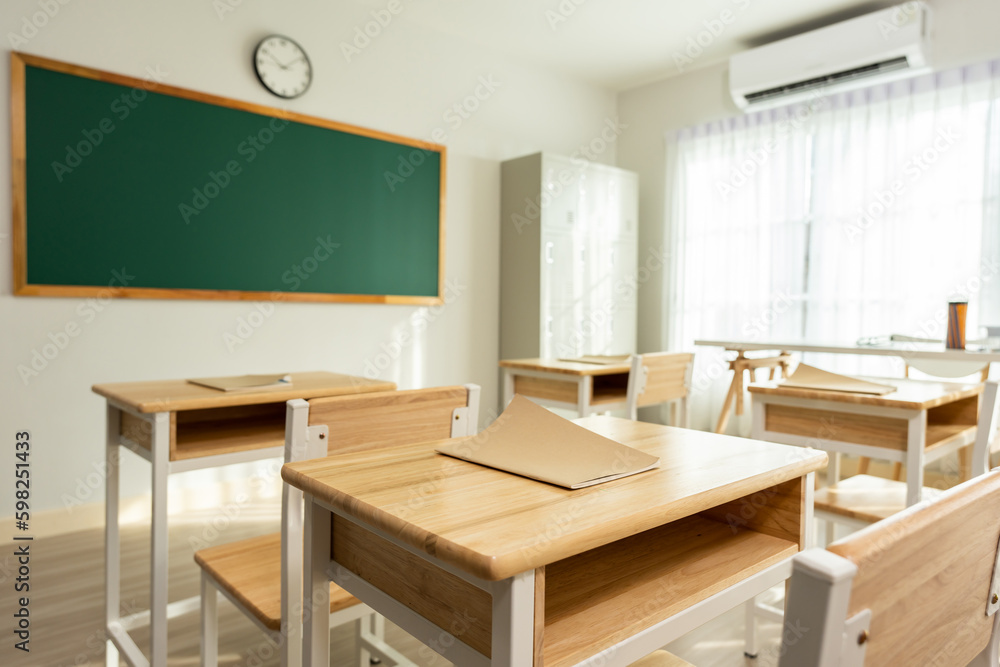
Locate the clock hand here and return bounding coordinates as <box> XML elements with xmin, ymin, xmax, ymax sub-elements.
<box><xmin>265</xmin><ymin>51</ymin><xmax>289</xmax><ymax>70</ymax></box>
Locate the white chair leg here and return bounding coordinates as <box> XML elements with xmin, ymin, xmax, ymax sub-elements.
<box><xmin>744</xmin><ymin>597</ymin><xmax>759</xmax><ymax>658</ymax></box>
<box><xmin>370</xmin><ymin>613</ymin><xmax>385</xmax><ymax>664</ymax></box>
<box><xmin>824</xmin><ymin>517</ymin><xmax>837</xmax><ymax>547</ymax></box>
<box><xmin>201</xmin><ymin>573</ymin><xmax>218</xmax><ymax>667</ymax></box>
<box><xmin>105</xmin><ymin>639</ymin><xmax>119</xmax><ymax>667</ymax></box>
<box><xmin>353</xmin><ymin>617</ymin><xmax>365</xmax><ymax>666</ymax></box>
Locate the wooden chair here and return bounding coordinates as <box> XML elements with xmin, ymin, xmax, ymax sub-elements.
<box><xmin>626</xmin><ymin>352</ymin><xmax>694</xmax><ymax>426</ymax></box>
<box><xmin>629</xmin><ymin>650</ymin><xmax>693</xmax><ymax>666</ymax></box>
<box><xmin>195</xmin><ymin>385</ymin><xmax>480</xmax><ymax>667</ymax></box>
<box><xmin>780</xmin><ymin>466</ymin><xmax>1000</xmax><ymax>666</ymax></box>
<box><xmin>815</xmin><ymin>381</ymin><xmax>999</xmax><ymax>534</ymax></box>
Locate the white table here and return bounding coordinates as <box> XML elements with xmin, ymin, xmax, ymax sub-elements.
<box><xmin>694</xmin><ymin>338</ymin><xmax>1000</xmax><ymax>363</ymax></box>
<box><xmin>91</xmin><ymin>372</ymin><xmax>394</xmax><ymax>667</ymax></box>
<box><xmin>498</xmin><ymin>357</ymin><xmax>632</xmax><ymax>416</ymax></box>
<box><xmin>749</xmin><ymin>377</ymin><xmax>982</xmax><ymax>508</ymax></box>
<box><xmin>283</xmin><ymin>417</ymin><xmax>826</xmax><ymax>667</ymax></box>
<box><xmin>694</xmin><ymin>338</ymin><xmax>1000</xmax><ymax>433</ymax></box>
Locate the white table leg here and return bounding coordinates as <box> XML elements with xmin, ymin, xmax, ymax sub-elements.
<box><xmin>577</xmin><ymin>377</ymin><xmax>591</xmax><ymax>417</ymax></box>
<box><xmin>824</xmin><ymin>453</ymin><xmax>841</xmax><ymax>545</ymax></box>
<box><xmin>743</xmin><ymin>595</ymin><xmax>759</xmax><ymax>658</ymax></box>
<box><xmin>803</xmin><ymin>472</ymin><xmax>816</xmax><ymax>550</ymax></box>
<box><xmin>827</xmin><ymin>452</ymin><xmax>841</xmax><ymax>487</ymax></box>
<box><xmin>906</xmin><ymin>413</ymin><xmax>927</xmax><ymax>507</ymax></box>
<box><xmin>200</xmin><ymin>573</ymin><xmax>218</xmax><ymax>667</ymax></box>
<box><xmin>502</xmin><ymin>369</ymin><xmax>515</xmax><ymax>408</ymax></box>
<box><xmin>490</xmin><ymin>570</ymin><xmax>535</xmax><ymax>666</ymax></box>
<box><xmin>105</xmin><ymin>404</ymin><xmax>121</xmax><ymax>667</ymax></box>
<box><xmin>150</xmin><ymin>412</ymin><xmax>170</xmax><ymax>666</ymax></box>
<box><xmin>303</xmin><ymin>499</ymin><xmax>331</xmax><ymax>667</ymax></box>
<box><xmin>750</xmin><ymin>400</ymin><xmax>765</xmax><ymax>439</ymax></box>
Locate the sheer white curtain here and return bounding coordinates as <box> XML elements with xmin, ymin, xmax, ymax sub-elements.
<box><xmin>668</xmin><ymin>60</ymin><xmax>1000</xmax><ymax>433</ymax></box>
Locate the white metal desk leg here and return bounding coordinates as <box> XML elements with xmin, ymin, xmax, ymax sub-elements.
<box><xmin>577</xmin><ymin>377</ymin><xmax>591</xmax><ymax>418</ymax></box>
<box><xmin>502</xmin><ymin>369</ymin><xmax>515</xmax><ymax>408</ymax></box>
<box><xmin>744</xmin><ymin>595</ymin><xmax>759</xmax><ymax>658</ymax></box>
<box><xmin>491</xmin><ymin>570</ymin><xmax>535</xmax><ymax>666</ymax></box>
<box><xmin>750</xmin><ymin>400</ymin><xmax>765</xmax><ymax>440</ymax></box>
<box><xmin>803</xmin><ymin>472</ymin><xmax>816</xmax><ymax>549</ymax></box>
<box><xmin>303</xmin><ymin>499</ymin><xmax>331</xmax><ymax>667</ymax></box>
<box><xmin>150</xmin><ymin>412</ymin><xmax>170</xmax><ymax>667</ymax></box>
<box><xmin>105</xmin><ymin>404</ymin><xmax>121</xmax><ymax>667</ymax></box>
<box><xmin>201</xmin><ymin>573</ymin><xmax>218</xmax><ymax>667</ymax></box>
<box><xmin>825</xmin><ymin>453</ymin><xmax>841</xmax><ymax>545</ymax></box>
<box><xmin>906</xmin><ymin>414</ymin><xmax>926</xmax><ymax>507</ymax></box>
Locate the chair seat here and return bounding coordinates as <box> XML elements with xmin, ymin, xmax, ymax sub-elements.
<box><xmin>194</xmin><ymin>532</ymin><xmax>360</xmax><ymax>631</ymax></box>
<box><xmin>815</xmin><ymin>474</ymin><xmax>946</xmax><ymax>524</ymax></box>
<box><xmin>629</xmin><ymin>650</ymin><xmax>694</xmax><ymax>667</ymax></box>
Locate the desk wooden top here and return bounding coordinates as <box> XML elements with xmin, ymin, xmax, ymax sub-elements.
<box><xmin>499</xmin><ymin>357</ymin><xmax>631</xmax><ymax>376</ymax></box>
<box><xmin>92</xmin><ymin>371</ymin><xmax>395</xmax><ymax>413</ymax></box>
<box><xmin>748</xmin><ymin>377</ymin><xmax>981</xmax><ymax>410</ymax></box>
<box><xmin>282</xmin><ymin>416</ymin><xmax>827</xmax><ymax>581</ymax></box>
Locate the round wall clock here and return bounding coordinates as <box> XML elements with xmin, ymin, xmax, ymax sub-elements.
<box><xmin>253</xmin><ymin>35</ymin><xmax>312</xmax><ymax>99</ymax></box>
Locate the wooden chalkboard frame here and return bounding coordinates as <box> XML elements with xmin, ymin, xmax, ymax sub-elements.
<box><xmin>11</xmin><ymin>52</ymin><xmax>446</xmax><ymax>305</ymax></box>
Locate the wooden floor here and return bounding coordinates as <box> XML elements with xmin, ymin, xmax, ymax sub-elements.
<box><xmin>0</xmin><ymin>455</ymin><xmax>961</xmax><ymax>667</ymax></box>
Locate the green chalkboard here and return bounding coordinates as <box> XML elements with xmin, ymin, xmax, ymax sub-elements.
<box><xmin>12</xmin><ymin>53</ymin><xmax>444</xmax><ymax>304</ymax></box>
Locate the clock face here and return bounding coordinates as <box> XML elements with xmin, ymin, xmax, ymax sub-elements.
<box><xmin>253</xmin><ymin>35</ymin><xmax>312</xmax><ymax>99</ymax></box>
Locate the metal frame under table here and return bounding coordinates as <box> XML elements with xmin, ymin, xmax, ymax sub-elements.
<box><xmin>284</xmin><ymin>416</ymin><xmax>827</xmax><ymax>666</ymax></box>
<box><xmin>92</xmin><ymin>371</ymin><xmax>395</xmax><ymax>667</ymax></box>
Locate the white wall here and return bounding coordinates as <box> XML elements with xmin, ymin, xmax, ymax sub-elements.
<box><xmin>618</xmin><ymin>0</ymin><xmax>1000</xmax><ymax>354</ymax></box>
<box><xmin>0</xmin><ymin>0</ymin><xmax>618</xmax><ymax>515</ymax></box>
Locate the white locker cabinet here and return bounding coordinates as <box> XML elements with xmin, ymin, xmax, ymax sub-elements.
<box><xmin>500</xmin><ymin>152</ymin><xmax>638</xmax><ymax>361</ymax></box>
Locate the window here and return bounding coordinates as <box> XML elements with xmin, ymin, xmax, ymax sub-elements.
<box><xmin>668</xmin><ymin>61</ymin><xmax>1000</xmax><ymax>428</ymax></box>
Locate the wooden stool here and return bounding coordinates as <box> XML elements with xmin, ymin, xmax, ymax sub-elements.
<box><xmin>715</xmin><ymin>351</ymin><xmax>792</xmax><ymax>433</ymax></box>
<box><xmin>629</xmin><ymin>650</ymin><xmax>694</xmax><ymax>666</ymax></box>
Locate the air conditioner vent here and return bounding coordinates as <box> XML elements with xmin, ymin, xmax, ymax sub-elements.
<box><xmin>745</xmin><ymin>56</ymin><xmax>911</xmax><ymax>105</ymax></box>
<box><xmin>729</xmin><ymin>3</ymin><xmax>931</xmax><ymax>112</ymax></box>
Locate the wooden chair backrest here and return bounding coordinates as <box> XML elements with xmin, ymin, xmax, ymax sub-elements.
<box><xmin>277</xmin><ymin>384</ymin><xmax>478</xmax><ymax>665</ymax></box>
<box><xmin>628</xmin><ymin>352</ymin><xmax>694</xmax><ymax>410</ymax></box>
<box><xmin>307</xmin><ymin>385</ymin><xmax>478</xmax><ymax>456</ymax></box>
<box><xmin>782</xmin><ymin>466</ymin><xmax>1000</xmax><ymax>665</ymax></box>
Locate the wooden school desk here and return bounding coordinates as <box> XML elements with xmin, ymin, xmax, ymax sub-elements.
<box><xmin>749</xmin><ymin>377</ymin><xmax>982</xmax><ymax>508</ymax></box>
<box><xmin>283</xmin><ymin>417</ymin><xmax>827</xmax><ymax>666</ymax></box>
<box><xmin>91</xmin><ymin>371</ymin><xmax>395</xmax><ymax>667</ymax></box>
<box><xmin>695</xmin><ymin>338</ymin><xmax>1000</xmax><ymax>433</ymax></box>
<box><xmin>499</xmin><ymin>358</ymin><xmax>632</xmax><ymax>416</ymax></box>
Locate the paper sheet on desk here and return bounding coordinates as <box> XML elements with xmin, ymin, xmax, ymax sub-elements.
<box><xmin>436</xmin><ymin>395</ymin><xmax>659</xmax><ymax>489</ymax></box>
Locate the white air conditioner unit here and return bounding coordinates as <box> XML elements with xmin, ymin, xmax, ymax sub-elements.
<box><xmin>729</xmin><ymin>2</ymin><xmax>931</xmax><ymax>112</ymax></box>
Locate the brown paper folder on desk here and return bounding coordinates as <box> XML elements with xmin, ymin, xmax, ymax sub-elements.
<box><xmin>436</xmin><ymin>394</ymin><xmax>659</xmax><ymax>488</ymax></box>
<box><xmin>558</xmin><ymin>354</ymin><xmax>632</xmax><ymax>365</ymax></box>
<box><xmin>779</xmin><ymin>363</ymin><xmax>896</xmax><ymax>395</ymax></box>
<box><xmin>186</xmin><ymin>373</ymin><xmax>292</xmax><ymax>392</ymax></box>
